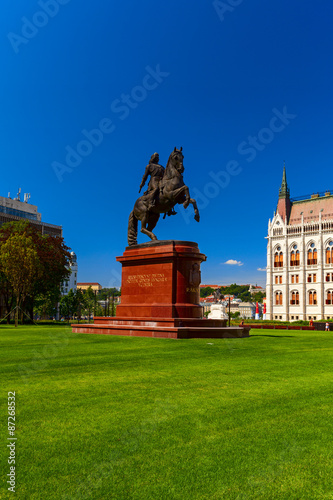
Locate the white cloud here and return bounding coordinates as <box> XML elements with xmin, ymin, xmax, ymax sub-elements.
<box><xmin>224</xmin><ymin>259</ymin><xmax>244</xmax><ymax>266</ymax></box>
<box><xmin>257</xmin><ymin>267</ymin><xmax>266</xmax><ymax>272</ymax></box>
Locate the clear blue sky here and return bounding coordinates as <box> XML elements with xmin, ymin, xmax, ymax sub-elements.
<box><xmin>1</xmin><ymin>0</ymin><xmax>333</xmax><ymax>287</ymax></box>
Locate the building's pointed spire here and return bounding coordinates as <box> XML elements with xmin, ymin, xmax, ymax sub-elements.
<box><xmin>279</xmin><ymin>162</ymin><xmax>290</xmax><ymax>199</ymax></box>
<box><xmin>276</xmin><ymin>162</ymin><xmax>292</xmax><ymax>223</ymax></box>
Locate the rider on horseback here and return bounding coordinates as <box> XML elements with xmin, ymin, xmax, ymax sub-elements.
<box><xmin>139</xmin><ymin>153</ymin><xmax>176</xmax><ymax>215</ymax></box>
<box><xmin>128</xmin><ymin>147</ymin><xmax>199</xmax><ymax>246</ymax></box>
<box><xmin>139</xmin><ymin>153</ymin><xmax>164</xmax><ymax>211</ymax></box>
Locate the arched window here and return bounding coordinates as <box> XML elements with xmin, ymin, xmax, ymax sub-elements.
<box><xmin>274</xmin><ymin>247</ymin><xmax>283</xmax><ymax>267</ymax></box>
<box><xmin>275</xmin><ymin>291</ymin><xmax>283</xmax><ymax>305</ymax></box>
<box><xmin>326</xmin><ymin>248</ymin><xmax>331</xmax><ymax>264</ymax></box>
<box><xmin>295</xmin><ymin>250</ymin><xmax>300</xmax><ymax>265</ymax></box>
<box><xmin>308</xmin><ymin>249</ymin><xmax>313</xmax><ymax>265</ymax></box>
<box><xmin>308</xmin><ymin>248</ymin><xmax>317</xmax><ymax>265</ymax></box>
<box><xmin>326</xmin><ymin>290</ymin><xmax>332</xmax><ymax>305</ymax></box>
<box><xmin>326</xmin><ymin>246</ymin><xmax>333</xmax><ymax>264</ymax></box>
<box><xmin>290</xmin><ymin>291</ymin><xmax>299</xmax><ymax>305</ymax></box>
<box><xmin>309</xmin><ymin>291</ymin><xmax>317</xmax><ymax>305</ymax></box>
<box><xmin>290</xmin><ymin>249</ymin><xmax>300</xmax><ymax>267</ymax></box>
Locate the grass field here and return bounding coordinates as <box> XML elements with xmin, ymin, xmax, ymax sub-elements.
<box><xmin>1</xmin><ymin>326</ymin><xmax>333</xmax><ymax>499</ymax></box>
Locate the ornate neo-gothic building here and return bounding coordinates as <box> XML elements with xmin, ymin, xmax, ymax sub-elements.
<box><xmin>266</xmin><ymin>167</ymin><xmax>333</xmax><ymax>321</ymax></box>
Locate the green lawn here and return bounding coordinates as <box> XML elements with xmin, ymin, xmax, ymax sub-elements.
<box><xmin>1</xmin><ymin>326</ymin><xmax>333</xmax><ymax>499</ymax></box>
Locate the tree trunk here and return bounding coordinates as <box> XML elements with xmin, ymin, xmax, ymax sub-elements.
<box><xmin>26</xmin><ymin>295</ymin><xmax>34</xmax><ymax>322</ymax></box>
<box><xmin>15</xmin><ymin>295</ymin><xmax>22</xmax><ymax>328</ymax></box>
<box><xmin>3</xmin><ymin>290</ymin><xmax>13</xmax><ymax>324</ymax></box>
<box><xmin>15</xmin><ymin>305</ymin><xmax>18</xmax><ymax>328</ymax></box>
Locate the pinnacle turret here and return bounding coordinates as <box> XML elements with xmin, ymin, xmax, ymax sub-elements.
<box><xmin>279</xmin><ymin>163</ymin><xmax>290</xmax><ymax>199</ymax></box>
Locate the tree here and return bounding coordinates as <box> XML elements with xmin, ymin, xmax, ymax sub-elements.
<box><xmin>94</xmin><ymin>302</ymin><xmax>104</xmax><ymax>317</ymax></box>
<box><xmin>60</xmin><ymin>289</ymin><xmax>78</xmax><ymax>321</ymax></box>
<box><xmin>83</xmin><ymin>287</ymin><xmax>95</xmax><ymax>321</ymax></box>
<box><xmin>98</xmin><ymin>288</ymin><xmax>121</xmax><ymax>301</ymax></box>
<box><xmin>75</xmin><ymin>289</ymin><xmax>86</xmax><ymax>322</ymax></box>
<box><xmin>0</xmin><ymin>272</ymin><xmax>15</xmax><ymax>324</ymax></box>
<box><xmin>252</xmin><ymin>291</ymin><xmax>266</xmax><ymax>303</ymax></box>
<box><xmin>34</xmin><ymin>290</ymin><xmax>60</xmax><ymax>319</ymax></box>
<box><xmin>220</xmin><ymin>284</ymin><xmax>250</xmax><ymax>298</ymax></box>
<box><xmin>0</xmin><ymin>233</ymin><xmax>41</xmax><ymax>327</ymax></box>
<box><xmin>31</xmin><ymin>232</ymin><xmax>71</xmax><ymax>319</ymax></box>
<box><xmin>239</xmin><ymin>290</ymin><xmax>251</xmax><ymax>302</ymax></box>
<box><xmin>59</xmin><ymin>289</ymin><xmax>88</xmax><ymax>322</ymax></box>
<box><xmin>110</xmin><ymin>293</ymin><xmax>117</xmax><ymax>317</ymax></box>
<box><xmin>200</xmin><ymin>287</ymin><xmax>215</xmax><ymax>298</ymax></box>
<box><xmin>0</xmin><ymin>220</ymin><xmax>71</xmax><ymax>322</ymax></box>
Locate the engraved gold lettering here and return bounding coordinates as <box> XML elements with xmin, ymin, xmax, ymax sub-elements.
<box><xmin>126</xmin><ymin>273</ymin><xmax>167</xmax><ymax>287</ymax></box>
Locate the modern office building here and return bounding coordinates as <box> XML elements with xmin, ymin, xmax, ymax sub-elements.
<box><xmin>0</xmin><ymin>190</ymin><xmax>62</xmax><ymax>237</ymax></box>
<box><xmin>0</xmin><ymin>190</ymin><xmax>66</xmax><ymax>318</ymax></box>
<box><xmin>266</xmin><ymin>167</ymin><xmax>333</xmax><ymax>321</ymax></box>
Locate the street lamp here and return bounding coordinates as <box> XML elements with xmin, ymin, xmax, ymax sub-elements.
<box><xmin>228</xmin><ymin>297</ymin><xmax>231</xmax><ymax>327</ymax></box>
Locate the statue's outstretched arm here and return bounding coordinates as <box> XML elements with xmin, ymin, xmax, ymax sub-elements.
<box><xmin>139</xmin><ymin>165</ymin><xmax>150</xmax><ymax>193</ymax></box>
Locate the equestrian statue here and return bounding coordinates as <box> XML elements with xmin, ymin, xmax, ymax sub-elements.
<box><xmin>128</xmin><ymin>147</ymin><xmax>200</xmax><ymax>246</ymax></box>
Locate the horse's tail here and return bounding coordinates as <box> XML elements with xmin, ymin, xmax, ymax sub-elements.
<box><xmin>127</xmin><ymin>210</ymin><xmax>138</xmax><ymax>246</ymax></box>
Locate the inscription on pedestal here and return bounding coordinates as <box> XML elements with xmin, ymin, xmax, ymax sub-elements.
<box><xmin>126</xmin><ymin>273</ymin><xmax>168</xmax><ymax>288</ymax></box>
<box><xmin>116</xmin><ymin>241</ymin><xmax>206</xmax><ymax>319</ymax></box>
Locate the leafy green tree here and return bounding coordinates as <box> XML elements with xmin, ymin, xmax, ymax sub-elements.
<box><xmin>0</xmin><ymin>220</ymin><xmax>71</xmax><ymax>321</ymax></box>
<box><xmin>0</xmin><ymin>233</ymin><xmax>41</xmax><ymax>327</ymax></box>
<box><xmin>60</xmin><ymin>289</ymin><xmax>88</xmax><ymax>322</ymax></box>
<box><xmin>200</xmin><ymin>287</ymin><xmax>215</xmax><ymax>298</ymax></box>
<box><xmin>252</xmin><ymin>291</ymin><xmax>266</xmax><ymax>303</ymax></box>
<box><xmin>83</xmin><ymin>286</ymin><xmax>95</xmax><ymax>321</ymax></box>
<box><xmin>239</xmin><ymin>291</ymin><xmax>251</xmax><ymax>302</ymax></box>
<box><xmin>110</xmin><ymin>294</ymin><xmax>117</xmax><ymax>317</ymax></box>
<box><xmin>98</xmin><ymin>288</ymin><xmax>121</xmax><ymax>301</ymax></box>
<box><xmin>94</xmin><ymin>303</ymin><xmax>104</xmax><ymax>317</ymax></box>
<box><xmin>60</xmin><ymin>289</ymin><xmax>78</xmax><ymax>320</ymax></box>
<box><xmin>31</xmin><ymin>231</ymin><xmax>71</xmax><ymax>319</ymax></box>
<box><xmin>34</xmin><ymin>290</ymin><xmax>60</xmax><ymax>319</ymax></box>
<box><xmin>221</xmin><ymin>284</ymin><xmax>250</xmax><ymax>298</ymax></box>
<box><xmin>0</xmin><ymin>273</ymin><xmax>15</xmax><ymax>324</ymax></box>
<box><xmin>75</xmin><ymin>289</ymin><xmax>87</xmax><ymax>322</ymax></box>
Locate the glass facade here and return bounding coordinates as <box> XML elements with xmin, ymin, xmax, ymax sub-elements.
<box><xmin>0</xmin><ymin>205</ymin><xmax>37</xmax><ymax>220</ymax></box>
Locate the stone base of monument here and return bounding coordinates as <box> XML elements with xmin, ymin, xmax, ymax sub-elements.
<box><xmin>72</xmin><ymin>241</ymin><xmax>250</xmax><ymax>339</ymax></box>
<box><xmin>72</xmin><ymin>316</ymin><xmax>249</xmax><ymax>339</ymax></box>
<box><xmin>208</xmin><ymin>304</ymin><xmax>229</xmax><ymax>320</ymax></box>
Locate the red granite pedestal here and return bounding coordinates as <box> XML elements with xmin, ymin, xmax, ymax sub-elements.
<box><xmin>72</xmin><ymin>241</ymin><xmax>250</xmax><ymax>339</ymax></box>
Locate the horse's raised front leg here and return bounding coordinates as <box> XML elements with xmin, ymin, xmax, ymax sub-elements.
<box><xmin>182</xmin><ymin>186</ymin><xmax>190</xmax><ymax>209</ymax></box>
<box><xmin>189</xmin><ymin>198</ymin><xmax>200</xmax><ymax>222</ymax></box>
<box><xmin>168</xmin><ymin>185</ymin><xmax>188</xmax><ymax>207</ymax></box>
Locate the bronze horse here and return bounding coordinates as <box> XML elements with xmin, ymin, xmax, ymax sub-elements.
<box><xmin>128</xmin><ymin>148</ymin><xmax>200</xmax><ymax>246</ymax></box>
